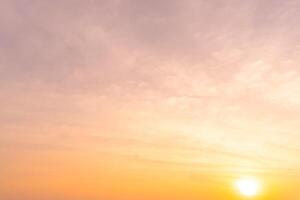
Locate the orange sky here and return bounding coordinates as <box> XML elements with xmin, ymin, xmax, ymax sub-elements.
<box><xmin>1</xmin><ymin>0</ymin><xmax>300</xmax><ymax>199</ymax></box>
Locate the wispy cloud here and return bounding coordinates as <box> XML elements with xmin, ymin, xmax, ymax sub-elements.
<box><xmin>1</xmin><ymin>0</ymin><xmax>300</xmax><ymax>199</ymax></box>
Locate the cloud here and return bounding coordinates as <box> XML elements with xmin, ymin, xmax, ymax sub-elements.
<box><xmin>1</xmin><ymin>0</ymin><xmax>300</xmax><ymax>198</ymax></box>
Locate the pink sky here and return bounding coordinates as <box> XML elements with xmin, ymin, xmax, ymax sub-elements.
<box><xmin>1</xmin><ymin>0</ymin><xmax>300</xmax><ymax>199</ymax></box>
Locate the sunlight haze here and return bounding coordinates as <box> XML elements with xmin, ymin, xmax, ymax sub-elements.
<box><xmin>1</xmin><ymin>0</ymin><xmax>300</xmax><ymax>200</ymax></box>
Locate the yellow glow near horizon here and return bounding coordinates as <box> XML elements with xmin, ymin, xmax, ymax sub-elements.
<box><xmin>235</xmin><ymin>177</ymin><xmax>261</xmax><ymax>197</ymax></box>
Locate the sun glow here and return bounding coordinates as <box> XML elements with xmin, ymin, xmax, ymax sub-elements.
<box><xmin>235</xmin><ymin>177</ymin><xmax>261</xmax><ymax>197</ymax></box>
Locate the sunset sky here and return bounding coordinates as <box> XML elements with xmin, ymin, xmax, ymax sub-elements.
<box><xmin>1</xmin><ymin>0</ymin><xmax>300</xmax><ymax>200</ymax></box>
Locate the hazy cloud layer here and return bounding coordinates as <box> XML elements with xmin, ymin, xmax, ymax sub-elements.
<box><xmin>1</xmin><ymin>0</ymin><xmax>300</xmax><ymax>199</ymax></box>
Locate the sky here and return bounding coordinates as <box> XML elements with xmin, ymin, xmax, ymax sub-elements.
<box><xmin>1</xmin><ymin>0</ymin><xmax>300</xmax><ymax>199</ymax></box>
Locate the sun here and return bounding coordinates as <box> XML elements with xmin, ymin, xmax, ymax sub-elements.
<box><xmin>235</xmin><ymin>177</ymin><xmax>261</xmax><ymax>197</ymax></box>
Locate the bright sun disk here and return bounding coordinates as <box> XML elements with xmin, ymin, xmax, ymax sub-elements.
<box><xmin>235</xmin><ymin>177</ymin><xmax>261</xmax><ymax>197</ymax></box>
